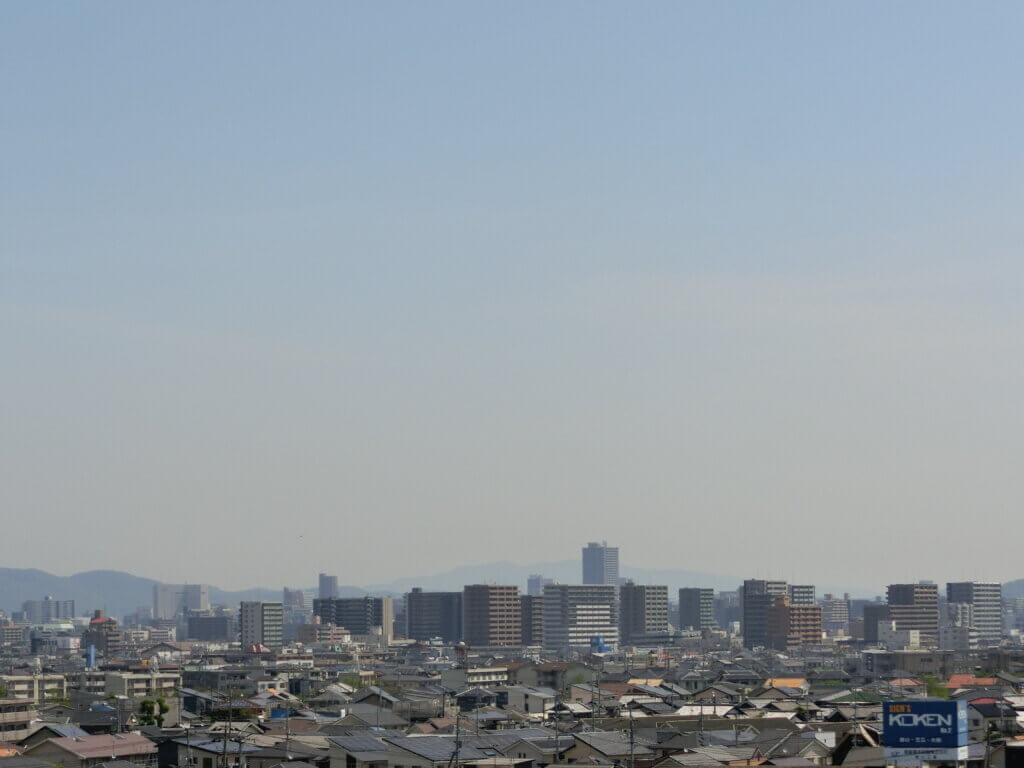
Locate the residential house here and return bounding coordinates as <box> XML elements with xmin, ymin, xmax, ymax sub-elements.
<box><xmin>23</xmin><ymin>734</ymin><xmax>157</xmax><ymax>768</ymax></box>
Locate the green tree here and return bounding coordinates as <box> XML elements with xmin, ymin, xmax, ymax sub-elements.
<box><xmin>155</xmin><ymin>697</ymin><xmax>170</xmax><ymax>727</ymax></box>
<box><xmin>924</xmin><ymin>675</ymin><xmax>949</xmax><ymax>699</ymax></box>
<box><xmin>139</xmin><ymin>699</ymin><xmax>157</xmax><ymax>726</ymax></box>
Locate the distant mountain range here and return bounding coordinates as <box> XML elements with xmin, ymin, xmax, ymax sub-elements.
<box><xmin>0</xmin><ymin>568</ymin><xmax>365</xmax><ymax>618</ymax></box>
<box><xmin>4</xmin><ymin>565</ymin><xmax>1014</xmax><ymax>618</ymax></box>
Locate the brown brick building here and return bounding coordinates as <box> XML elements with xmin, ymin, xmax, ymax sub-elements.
<box><xmin>463</xmin><ymin>584</ymin><xmax>521</xmax><ymax>646</ymax></box>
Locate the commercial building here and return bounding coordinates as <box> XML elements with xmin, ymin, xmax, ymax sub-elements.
<box><xmin>152</xmin><ymin>584</ymin><xmax>209</xmax><ymax>620</ymax></box>
<box><xmin>239</xmin><ymin>601</ymin><xmax>284</xmax><ymax>650</ymax></box>
<box><xmin>313</xmin><ymin>596</ymin><xmax>394</xmax><ymax>643</ymax></box>
<box><xmin>405</xmin><ymin>589</ymin><xmax>462</xmax><ymax>643</ymax></box>
<box><xmin>22</xmin><ymin>596</ymin><xmax>75</xmax><ymax>624</ymax></box>
<box><xmin>82</xmin><ymin>610</ymin><xmax>123</xmax><ymax>658</ymax></box>
<box><xmin>619</xmin><ymin>583</ymin><xmax>670</xmax><ymax>645</ymax></box>
<box><xmin>186</xmin><ymin>614</ymin><xmax>232</xmax><ymax>641</ymax></box>
<box><xmin>679</xmin><ymin>588</ymin><xmax>715</xmax><ymax>631</ymax></box>
<box><xmin>319</xmin><ymin>573</ymin><xmax>339</xmax><ymax>600</ymax></box>
<box><xmin>462</xmin><ymin>585</ymin><xmax>521</xmax><ymax>646</ymax></box>
<box><xmin>887</xmin><ymin>583</ymin><xmax>939</xmax><ymax>646</ymax></box>
<box><xmin>947</xmin><ymin>581</ymin><xmax>1002</xmax><ymax>646</ymax></box>
<box><xmin>542</xmin><ymin>583</ymin><xmax>619</xmax><ymax>650</ymax></box>
<box><xmin>527</xmin><ymin>574</ymin><xmax>553</xmax><ymax>597</ymax></box>
<box><xmin>740</xmin><ymin>579</ymin><xmax>788</xmax><ymax>648</ymax></box>
<box><xmin>863</xmin><ymin>602</ymin><xmax>891</xmax><ymax>644</ymax></box>
<box><xmin>582</xmin><ymin>542</ymin><xmax>619</xmax><ymax>585</ymax></box>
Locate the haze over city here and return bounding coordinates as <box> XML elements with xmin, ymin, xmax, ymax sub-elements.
<box><xmin>4</xmin><ymin>3</ymin><xmax>1024</xmax><ymax>591</ymax></box>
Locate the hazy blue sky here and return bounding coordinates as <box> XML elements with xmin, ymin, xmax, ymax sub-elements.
<box><xmin>3</xmin><ymin>3</ymin><xmax>1023</xmax><ymax>591</ymax></box>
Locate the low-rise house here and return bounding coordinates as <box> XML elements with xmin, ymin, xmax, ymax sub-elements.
<box><xmin>167</xmin><ymin>737</ymin><xmax>261</xmax><ymax>768</ymax></box>
<box><xmin>17</xmin><ymin>724</ymin><xmax>90</xmax><ymax>751</ymax></box>
<box><xmin>564</xmin><ymin>731</ymin><xmax>656</xmax><ymax>765</ymax></box>
<box><xmin>691</xmin><ymin>684</ymin><xmax>743</xmax><ymax>705</ymax></box>
<box><xmin>350</xmin><ymin>688</ymin><xmax>399</xmax><ymax>711</ymax></box>
<box><xmin>499</xmin><ymin>735</ymin><xmax>574</xmax><ymax>766</ymax></box>
<box><xmin>968</xmin><ymin>702</ymin><xmax>1018</xmax><ymax>738</ymax></box>
<box><xmin>23</xmin><ymin>734</ymin><xmax>158</xmax><ymax>768</ymax></box>
<box><xmin>505</xmin><ymin>687</ymin><xmax>557</xmax><ymax>717</ymax></box>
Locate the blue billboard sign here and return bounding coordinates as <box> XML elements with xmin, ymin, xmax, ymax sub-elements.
<box><xmin>883</xmin><ymin>700</ymin><xmax>968</xmax><ymax>748</ymax></box>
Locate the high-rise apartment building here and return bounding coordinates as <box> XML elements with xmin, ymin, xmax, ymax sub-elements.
<box><xmin>405</xmin><ymin>588</ymin><xmax>462</xmax><ymax>643</ymax></box>
<box><xmin>679</xmin><ymin>588</ymin><xmax>716</xmax><ymax>631</ymax></box>
<box><xmin>313</xmin><ymin>597</ymin><xmax>394</xmax><ymax>643</ymax></box>
<box><xmin>741</xmin><ymin>580</ymin><xmax>788</xmax><ymax>648</ymax></box>
<box><xmin>239</xmin><ymin>601</ymin><xmax>284</xmax><ymax>650</ymax></box>
<box><xmin>462</xmin><ymin>585</ymin><xmax>521</xmax><ymax>646</ymax></box>
<box><xmin>153</xmin><ymin>584</ymin><xmax>209</xmax><ymax>620</ymax></box>
<box><xmin>22</xmin><ymin>596</ymin><xmax>75</xmax><ymax>624</ymax></box>
<box><xmin>821</xmin><ymin>593</ymin><xmax>851</xmax><ymax>633</ymax></box>
<box><xmin>619</xmin><ymin>583</ymin><xmax>670</xmax><ymax>645</ymax></box>
<box><xmin>318</xmin><ymin>573</ymin><xmax>339</xmax><ymax>600</ymax></box>
<box><xmin>789</xmin><ymin>585</ymin><xmax>816</xmax><ymax>606</ymax></box>
<box><xmin>887</xmin><ymin>583</ymin><xmax>939</xmax><ymax>645</ymax></box>
<box><xmin>766</xmin><ymin>596</ymin><xmax>823</xmax><ymax>650</ymax></box>
<box><xmin>946</xmin><ymin>582</ymin><xmax>1002</xmax><ymax>646</ymax></box>
<box><xmin>542</xmin><ymin>584</ymin><xmax>619</xmax><ymax>650</ymax></box>
<box><xmin>520</xmin><ymin>594</ymin><xmax>544</xmax><ymax>646</ymax></box>
<box><xmin>582</xmin><ymin>542</ymin><xmax>620</xmax><ymax>586</ymax></box>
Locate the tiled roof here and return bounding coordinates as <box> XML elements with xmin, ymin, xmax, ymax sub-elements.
<box><xmin>36</xmin><ymin>734</ymin><xmax>157</xmax><ymax>759</ymax></box>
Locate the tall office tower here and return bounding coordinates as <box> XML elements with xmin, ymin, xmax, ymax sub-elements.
<box><xmin>679</xmin><ymin>588</ymin><xmax>716</xmax><ymax>631</ymax></box>
<box><xmin>318</xmin><ymin>573</ymin><xmax>339</xmax><ymax>600</ymax></box>
<box><xmin>582</xmin><ymin>542</ymin><xmax>620</xmax><ymax>585</ymax></box>
<box><xmin>283</xmin><ymin>588</ymin><xmax>307</xmax><ymax>610</ymax></box>
<box><xmin>821</xmin><ymin>593</ymin><xmax>852</xmax><ymax>633</ymax></box>
<box><xmin>462</xmin><ymin>585</ymin><xmax>522</xmax><ymax>646</ymax></box>
<box><xmin>405</xmin><ymin>588</ymin><xmax>463</xmax><ymax>643</ymax></box>
<box><xmin>789</xmin><ymin>585</ymin><xmax>816</xmax><ymax>606</ymax></box>
<box><xmin>714</xmin><ymin>590</ymin><xmax>742</xmax><ymax>630</ymax></box>
<box><xmin>946</xmin><ymin>582</ymin><xmax>1002</xmax><ymax>646</ymax></box>
<box><xmin>313</xmin><ymin>597</ymin><xmax>394</xmax><ymax>643</ymax></box>
<box><xmin>765</xmin><ymin>596</ymin><xmax>823</xmax><ymax>650</ymax></box>
<box><xmin>239</xmin><ymin>601</ymin><xmax>284</xmax><ymax>650</ymax></box>
<box><xmin>887</xmin><ymin>583</ymin><xmax>939</xmax><ymax>645</ymax></box>
<box><xmin>619</xmin><ymin>583</ymin><xmax>670</xmax><ymax>645</ymax></box>
<box><xmin>542</xmin><ymin>583</ymin><xmax>619</xmax><ymax>650</ymax></box>
<box><xmin>152</xmin><ymin>584</ymin><xmax>210</xmax><ymax>620</ymax></box>
<box><xmin>527</xmin><ymin>574</ymin><xmax>554</xmax><ymax>597</ymax></box>
<box><xmin>740</xmin><ymin>579</ymin><xmax>788</xmax><ymax>648</ymax></box>
<box><xmin>520</xmin><ymin>594</ymin><xmax>545</xmax><ymax>646</ymax></box>
<box><xmin>862</xmin><ymin>602</ymin><xmax>891</xmax><ymax>643</ymax></box>
<box><xmin>22</xmin><ymin>596</ymin><xmax>75</xmax><ymax>624</ymax></box>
